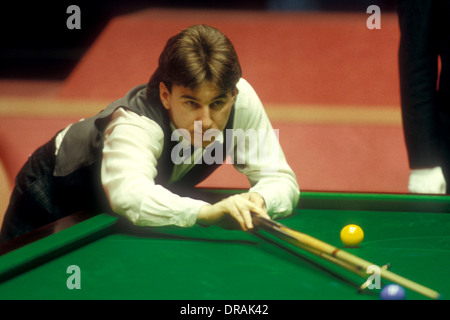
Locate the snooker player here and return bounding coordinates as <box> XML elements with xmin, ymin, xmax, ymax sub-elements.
<box><xmin>0</xmin><ymin>25</ymin><xmax>299</xmax><ymax>242</ymax></box>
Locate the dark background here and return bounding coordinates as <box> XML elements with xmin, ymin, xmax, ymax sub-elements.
<box><xmin>0</xmin><ymin>0</ymin><xmax>395</xmax><ymax>80</ymax></box>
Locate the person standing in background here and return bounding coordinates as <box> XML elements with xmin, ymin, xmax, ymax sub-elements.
<box><xmin>397</xmin><ymin>0</ymin><xmax>450</xmax><ymax>194</ymax></box>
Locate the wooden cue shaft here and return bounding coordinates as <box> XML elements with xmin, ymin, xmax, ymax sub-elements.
<box><xmin>253</xmin><ymin>219</ymin><xmax>368</xmax><ymax>278</ymax></box>
<box><xmin>252</xmin><ymin>214</ymin><xmax>441</xmax><ymax>299</ymax></box>
<box><xmin>282</xmin><ymin>225</ymin><xmax>441</xmax><ymax>299</ymax></box>
<box><xmin>252</xmin><ymin>215</ymin><xmax>367</xmax><ymax>277</ymax></box>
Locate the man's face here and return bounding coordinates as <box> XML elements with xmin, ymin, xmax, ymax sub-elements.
<box><xmin>159</xmin><ymin>81</ymin><xmax>236</xmax><ymax>148</ymax></box>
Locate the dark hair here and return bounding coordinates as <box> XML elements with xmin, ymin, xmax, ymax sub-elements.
<box><xmin>147</xmin><ymin>25</ymin><xmax>242</xmax><ymax>103</ymax></box>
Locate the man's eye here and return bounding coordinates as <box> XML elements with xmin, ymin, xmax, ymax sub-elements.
<box><xmin>185</xmin><ymin>101</ymin><xmax>198</xmax><ymax>108</ymax></box>
<box><xmin>210</xmin><ymin>101</ymin><xmax>225</xmax><ymax>109</ymax></box>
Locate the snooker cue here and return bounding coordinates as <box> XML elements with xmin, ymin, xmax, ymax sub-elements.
<box><xmin>251</xmin><ymin>213</ymin><xmax>441</xmax><ymax>300</ymax></box>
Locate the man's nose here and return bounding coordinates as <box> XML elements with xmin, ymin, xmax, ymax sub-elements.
<box><xmin>198</xmin><ymin>106</ymin><xmax>213</xmax><ymax>130</ymax></box>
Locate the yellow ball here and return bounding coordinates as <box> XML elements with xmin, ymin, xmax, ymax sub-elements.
<box><xmin>340</xmin><ymin>224</ymin><xmax>364</xmax><ymax>247</ymax></box>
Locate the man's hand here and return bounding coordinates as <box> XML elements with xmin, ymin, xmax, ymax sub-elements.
<box><xmin>239</xmin><ymin>192</ymin><xmax>267</xmax><ymax>211</ymax></box>
<box><xmin>197</xmin><ymin>193</ymin><xmax>269</xmax><ymax>231</ymax></box>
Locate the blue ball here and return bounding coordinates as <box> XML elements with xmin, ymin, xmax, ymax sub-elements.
<box><xmin>380</xmin><ymin>284</ymin><xmax>406</xmax><ymax>300</ymax></box>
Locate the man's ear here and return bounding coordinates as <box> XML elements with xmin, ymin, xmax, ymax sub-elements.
<box><xmin>232</xmin><ymin>86</ymin><xmax>238</xmax><ymax>100</ymax></box>
<box><xmin>159</xmin><ymin>82</ymin><xmax>171</xmax><ymax>110</ymax></box>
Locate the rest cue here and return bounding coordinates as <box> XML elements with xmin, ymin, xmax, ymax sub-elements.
<box><xmin>251</xmin><ymin>213</ymin><xmax>441</xmax><ymax>300</ymax></box>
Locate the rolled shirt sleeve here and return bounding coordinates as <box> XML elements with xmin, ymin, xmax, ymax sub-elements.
<box><xmin>231</xmin><ymin>79</ymin><xmax>300</xmax><ymax>218</ymax></box>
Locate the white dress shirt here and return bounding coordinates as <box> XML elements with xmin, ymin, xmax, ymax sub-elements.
<box><xmin>57</xmin><ymin>79</ymin><xmax>300</xmax><ymax>227</ymax></box>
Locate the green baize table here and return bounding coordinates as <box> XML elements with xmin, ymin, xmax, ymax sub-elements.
<box><xmin>0</xmin><ymin>190</ymin><xmax>449</xmax><ymax>301</ymax></box>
